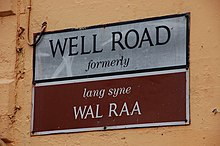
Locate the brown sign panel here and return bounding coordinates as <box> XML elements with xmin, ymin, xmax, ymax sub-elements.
<box><xmin>32</xmin><ymin>71</ymin><xmax>188</xmax><ymax>134</ymax></box>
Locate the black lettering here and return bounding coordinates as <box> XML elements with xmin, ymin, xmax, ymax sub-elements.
<box><xmin>92</xmin><ymin>34</ymin><xmax>103</xmax><ymax>53</ymax></box>
<box><xmin>49</xmin><ymin>38</ymin><xmax>68</xmax><ymax>57</ymax></box>
<box><xmin>138</xmin><ymin>28</ymin><xmax>154</xmax><ymax>48</ymax></box>
<box><xmin>125</xmin><ymin>29</ymin><xmax>139</xmax><ymax>49</ymax></box>
<box><xmin>156</xmin><ymin>25</ymin><xmax>171</xmax><ymax>45</ymax></box>
<box><xmin>112</xmin><ymin>31</ymin><xmax>126</xmax><ymax>51</ymax></box>
<box><xmin>81</xmin><ymin>36</ymin><xmax>91</xmax><ymax>55</ymax></box>
<box><xmin>69</xmin><ymin>37</ymin><xmax>78</xmax><ymax>56</ymax></box>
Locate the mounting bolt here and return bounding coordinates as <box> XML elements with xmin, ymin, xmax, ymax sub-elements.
<box><xmin>212</xmin><ymin>108</ymin><xmax>219</xmax><ymax>115</ymax></box>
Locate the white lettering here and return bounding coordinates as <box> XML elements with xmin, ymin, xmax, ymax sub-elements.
<box><xmin>108</xmin><ymin>86</ymin><xmax>132</xmax><ymax>98</ymax></box>
<box><xmin>73</xmin><ymin>105</ymin><xmax>87</xmax><ymax>119</ymax></box>
<box><xmin>83</xmin><ymin>88</ymin><xmax>105</xmax><ymax>99</ymax></box>
<box><xmin>130</xmin><ymin>101</ymin><xmax>141</xmax><ymax>115</ymax></box>
<box><xmin>84</xmin><ymin>105</ymin><xmax>94</xmax><ymax>119</ymax></box>
<box><xmin>109</xmin><ymin>103</ymin><xmax>118</xmax><ymax>117</ymax></box>
<box><xmin>119</xmin><ymin>102</ymin><xmax>129</xmax><ymax>116</ymax></box>
<box><xmin>95</xmin><ymin>104</ymin><xmax>103</xmax><ymax>118</ymax></box>
<box><xmin>73</xmin><ymin>104</ymin><xmax>103</xmax><ymax>119</ymax></box>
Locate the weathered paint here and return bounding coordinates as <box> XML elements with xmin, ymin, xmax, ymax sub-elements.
<box><xmin>0</xmin><ymin>0</ymin><xmax>220</xmax><ymax>145</ymax></box>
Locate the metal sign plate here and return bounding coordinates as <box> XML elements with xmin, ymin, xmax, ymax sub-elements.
<box><xmin>32</xmin><ymin>13</ymin><xmax>190</xmax><ymax>135</ymax></box>
<box><xmin>32</xmin><ymin>70</ymin><xmax>189</xmax><ymax>135</ymax></box>
<box><xmin>34</xmin><ymin>14</ymin><xmax>189</xmax><ymax>83</ymax></box>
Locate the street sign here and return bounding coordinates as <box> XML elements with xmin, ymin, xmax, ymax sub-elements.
<box><xmin>32</xmin><ymin>13</ymin><xmax>190</xmax><ymax>135</ymax></box>
<box><xmin>34</xmin><ymin>14</ymin><xmax>188</xmax><ymax>83</ymax></box>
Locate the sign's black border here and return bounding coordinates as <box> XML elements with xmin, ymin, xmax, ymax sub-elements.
<box><xmin>33</xmin><ymin>13</ymin><xmax>190</xmax><ymax>84</ymax></box>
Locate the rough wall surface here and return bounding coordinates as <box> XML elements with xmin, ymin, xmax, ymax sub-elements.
<box><xmin>0</xmin><ymin>0</ymin><xmax>220</xmax><ymax>145</ymax></box>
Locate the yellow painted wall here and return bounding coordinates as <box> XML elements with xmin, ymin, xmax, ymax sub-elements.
<box><xmin>0</xmin><ymin>0</ymin><xmax>220</xmax><ymax>145</ymax></box>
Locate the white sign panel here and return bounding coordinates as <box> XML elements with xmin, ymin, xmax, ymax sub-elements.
<box><xmin>34</xmin><ymin>14</ymin><xmax>189</xmax><ymax>83</ymax></box>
